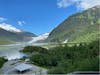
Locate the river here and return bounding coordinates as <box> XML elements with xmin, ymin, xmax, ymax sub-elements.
<box><xmin>0</xmin><ymin>43</ymin><xmax>47</xmax><ymax>60</ymax></box>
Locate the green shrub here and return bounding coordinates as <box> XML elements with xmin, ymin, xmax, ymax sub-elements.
<box><xmin>0</xmin><ymin>57</ymin><xmax>7</xmax><ymax>68</ymax></box>
<box><xmin>77</xmin><ymin>56</ymin><xmax>99</xmax><ymax>71</ymax></box>
<box><xmin>21</xmin><ymin>46</ymin><xmax>48</xmax><ymax>54</ymax></box>
<box><xmin>29</xmin><ymin>40</ymin><xmax>99</xmax><ymax>74</ymax></box>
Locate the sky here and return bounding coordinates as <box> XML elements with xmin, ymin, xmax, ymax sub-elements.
<box><xmin>0</xmin><ymin>0</ymin><xmax>100</xmax><ymax>35</ymax></box>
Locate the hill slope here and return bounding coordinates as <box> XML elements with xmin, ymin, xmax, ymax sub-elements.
<box><xmin>0</xmin><ymin>24</ymin><xmax>36</xmax><ymax>45</ymax></box>
<box><xmin>47</xmin><ymin>6</ymin><xmax>100</xmax><ymax>43</ymax></box>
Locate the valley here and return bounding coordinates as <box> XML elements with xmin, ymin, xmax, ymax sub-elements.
<box><xmin>0</xmin><ymin>5</ymin><xmax>99</xmax><ymax>75</ymax></box>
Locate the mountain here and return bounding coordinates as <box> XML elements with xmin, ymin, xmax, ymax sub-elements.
<box><xmin>0</xmin><ymin>23</ymin><xmax>36</xmax><ymax>45</ymax></box>
<box><xmin>47</xmin><ymin>6</ymin><xmax>100</xmax><ymax>43</ymax></box>
<box><xmin>0</xmin><ymin>23</ymin><xmax>22</xmax><ymax>32</ymax></box>
<box><xmin>29</xmin><ymin>33</ymin><xmax>49</xmax><ymax>43</ymax></box>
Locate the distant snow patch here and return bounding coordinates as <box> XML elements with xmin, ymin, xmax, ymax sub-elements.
<box><xmin>0</xmin><ymin>23</ymin><xmax>21</xmax><ymax>32</ymax></box>
<box><xmin>63</xmin><ymin>39</ymin><xmax>68</xmax><ymax>43</ymax></box>
<box><xmin>29</xmin><ymin>33</ymin><xmax>49</xmax><ymax>43</ymax></box>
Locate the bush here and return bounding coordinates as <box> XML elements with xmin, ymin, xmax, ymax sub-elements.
<box><xmin>48</xmin><ymin>67</ymin><xmax>66</xmax><ymax>74</ymax></box>
<box><xmin>29</xmin><ymin>40</ymin><xmax>99</xmax><ymax>74</ymax></box>
<box><xmin>30</xmin><ymin>54</ymin><xmax>58</xmax><ymax>67</ymax></box>
<box><xmin>77</xmin><ymin>56</ymin><xmax>99</xmax><ymax>71</ymax></box>
<box><xmin>21</xmin><ymin>46</ymin><xmax>48</xmax><ymax>54</ymax></box>
<box><xmin>0</xmin><ymin>57</ymin><xmax>7</xmax><ymax>68</ymax></box>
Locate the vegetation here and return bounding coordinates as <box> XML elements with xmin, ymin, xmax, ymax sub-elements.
<box><xmin>47</xmin><ymin>6</ymin><xmax>100</xmax><ymax>43</ymax></box>
<box><xmin>21</xmin><ymin>46</ymin><xmax>48</xmax><ymax>54</ymax></box>
<box><xmin>0</xmin><ymin>57</ymin><xmax>7</xmax><ymax>68</ymax></box>
<box><xmin>27</xmin><ymin>40</ymin><xmax>99</xmax><ymax>74</ymax></box>
<box><xmin>21</xmin><ymin>6</ymin><xmax>100</xmax><ymax>74</ymax></box>
<box><xmin>0</xmin><ymin>27</ymin><xmax>36</xmax><ymax>45</ymax></box>
<box><xmin>0</xmin><ymin>40</ymin><xmax>15</xmax><ymax>45</ymax></box>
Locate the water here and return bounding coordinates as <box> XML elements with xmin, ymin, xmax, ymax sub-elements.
<box><xmin>0</xmin><ymin>43</ymin><xmax>47</xmax><ymax>60</ymax></box>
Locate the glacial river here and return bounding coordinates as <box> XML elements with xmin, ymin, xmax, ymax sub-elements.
<box><xmin>0</xmin><ymin>43</ymin><xmax>47</xmax><ymax>60</ymax></box>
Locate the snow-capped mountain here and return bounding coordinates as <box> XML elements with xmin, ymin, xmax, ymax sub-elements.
<box><xmin>0</xmin><ymin>23</ymin><xmax>22</xmax><ymax>32</ymax></box>
<box><xmin>0</xmin><ymin>23</ymin><xmax>36</xmax><ymax>44</ymax></box>
<box><xmin>29</xmin><ymin>33</ymin><xmax>49</xmax><ymax>43</ymax></box>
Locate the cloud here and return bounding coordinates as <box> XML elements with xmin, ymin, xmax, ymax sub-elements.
<box><xmin>57</xmin><ymin>0</ymin><xmax>73</xmax><ymax>8</ymax></box>
<box><xmin>0</xmin><ymin>17</ymin><xmax>7</xmax><ymax>22</ymax></box>
<box><xmin>76</xmin><ymin>0</ymin><xmax>100</xmax><ymax>10</ymax></box>
<box><xmin>57</xmin><ymin>0</ymin><xmax>100</xmax><ymax>10</ymax></box>
<box><xmin>18</xmin><ymin>21</ymin><xmax>26</xmax><ymax>26</ymax></box>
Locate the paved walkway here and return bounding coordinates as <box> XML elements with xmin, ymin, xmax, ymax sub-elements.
<box><xmin>0</xmin><ymin>60</ymin><xmax>47</xmax><ymax>75</ymax></box>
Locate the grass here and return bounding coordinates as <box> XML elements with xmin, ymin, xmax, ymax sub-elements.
<box><xmin>0</xmin><ymin>40</ymin><xmax>15</xmax><ymax>45</ymax></box>
<box><xmin>72</xmin><ymin>32</ymin><xmax>99</xmax><ymax>43</ymax></box>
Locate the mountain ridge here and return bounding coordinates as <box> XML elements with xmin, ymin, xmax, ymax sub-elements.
<box><xmin>46</xmin><ymin>6</ymin><xmax>100</xmax><ymax>43</ymax></box>
<box><xmin>0</xmin><ymin>24</ymin><xmax>36</xmax><ymax>45</ymax></box>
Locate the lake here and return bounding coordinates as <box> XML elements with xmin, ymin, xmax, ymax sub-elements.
<box><xmin>0</xmin><ymin>43</ymin><xmax>47</xmax><ymax>60</ymax></box>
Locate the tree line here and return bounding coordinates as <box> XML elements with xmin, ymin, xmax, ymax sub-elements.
<box><xmin>22</xmin><ymin>40</ymin><xmax>99</xmax><ymax>74</ymax></box>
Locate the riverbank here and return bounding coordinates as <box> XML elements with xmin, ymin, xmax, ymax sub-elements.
<box><xmin>0</xmin><ymin>57</ymin><xmax>7</xmax><ymax>68</ymax></box>
<box><xmin>0</xmin><ymin>42</ymin><xmax>49</xmax><ymax>60</ymax></box>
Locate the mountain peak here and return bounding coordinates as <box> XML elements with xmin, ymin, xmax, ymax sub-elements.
<box><xmin>47</xmin><ymin>6</ymin><xmax>99</xmax><ymax>43</ymax></box>
<box><xmin>0</xmin><ymin>23</ymin><xmax>21</xmax><ymax>32</ymax></box>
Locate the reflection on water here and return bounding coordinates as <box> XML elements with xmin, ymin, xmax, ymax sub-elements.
<box><xmin>0</xmin><ymin>44</ymin><xmax>25</xmax><ymax>60</ymax></box>
<box><xmin>0</xmin><ymin>43</ymin><xmax>47</xmax><ymax>60</ymax></box>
